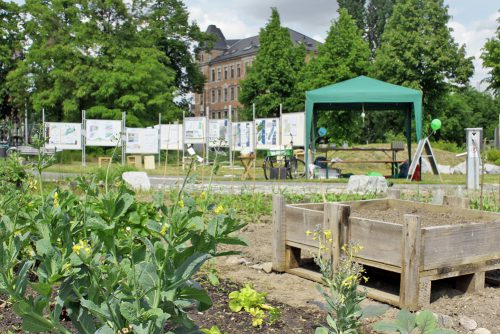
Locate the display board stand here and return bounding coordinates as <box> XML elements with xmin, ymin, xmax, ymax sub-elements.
<box><xmin>121</xmin><ymin>112</ymin><xmax>126</xmax><ymax>166</ymax></box>
<box><xmin>407</xmin><ymin>137</ymin><xmax>439</xmax><ymax>180</ymax></box>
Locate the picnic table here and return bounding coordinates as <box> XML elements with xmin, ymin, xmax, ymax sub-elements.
<box><xmin>239</xmin><ymin>153</ymin><xmax>256</xmax><ymax>180</ymax></box>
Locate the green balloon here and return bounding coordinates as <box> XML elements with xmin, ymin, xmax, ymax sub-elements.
<box><xmin>431</xmin><ymin>119</ymin><xmax>441</xmax><ymax>131</ymax></box>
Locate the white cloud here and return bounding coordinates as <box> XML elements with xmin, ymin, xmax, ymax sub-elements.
<box><xmin>448</xmin><ymin>11</ymin><xmax>499</xmax><ymax>90</ymax></box>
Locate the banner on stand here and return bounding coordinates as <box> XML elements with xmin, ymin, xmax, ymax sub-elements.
<box><xmin>157</xmin><ymin>124</ymin><xmax>183</xmax><ymax>150</ymax></box>
<box><xmin>209</xmin><ymin>119</ymin><xmax>229</xmax><ymax>147</ymax></box>
<box><xmin>184</xmin><ymin>117</ymin><xmax>206</xmax><ymax>144</ymax></box>
<box><xmin>45</xmin><ymin>122</ymin><xmax>81</xmax><ymax>150</ymax></box>
<box><xmin>232</xmin><ymin>122</ymin><xmax>253</xmax><ymax>152</ymax></box>
<box><xmin>86</xmin><ymin>119</ymin><xmax>122</xmax><ymax>147</ymax></box>
<box><xmin>255</xmin><ymin>118</ymin><xmax>279</xmax><ymax>149</ymax></box>
<box><xmin>126</xmin><ymin>128</ymin><xmax>159</xmax><ymax>154</ymax></box>
<box><xmin>281</xmin><ymin>112</ymin><xmax>305</xmax><ymax>147</ymax></box>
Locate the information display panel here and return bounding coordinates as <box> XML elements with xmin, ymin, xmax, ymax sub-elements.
<box><xmin>255</xmin><ymin>118</ymin><xmax>280</xmax><ymax>149</ymax></box>
<box><xmin>126</xmin><ymin>128</ymin><xmax>159</xmax><ymax>154</ymax></box>
<box><xmin>45</xmin><ymin>122</ymin><xmax>82</xmax><ymax>150</ymax></box>
<box><xmin>86</xmin><ymin>119</ymin><xmax>122</xmax><ymax>147</ymax></box>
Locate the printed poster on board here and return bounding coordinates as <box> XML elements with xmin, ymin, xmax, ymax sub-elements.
<box><xmin>209</xmin><ymin>119</ymin><xmax>229</xmax><ymax>147</ymax></box>
<box><xmin>157</xmin><ymin>124</ymin><xmax>183</xmax><ymax>150</ymax></box>
<box><xmin>184</xmin><ymin>117</ymin><xmax>206</xmax><ymax>144</ymax></box>
<box><xmin>86</xmin><ymin>119</ymin><xmax>122</xmax><ymax>147</ymax></box>
<box><xmin>125</xmin><ymin>128</ymin><xmax>159</xmax><ymax>154</ymax></box>
<box><xmin>255</xmin><ymin>118</ymin><xmax>279</xmax><ymax>149</ymax></box>
<box><xmin>45</xmin><ymin>122</ymin><xmax>81</xmax><ymax>150</ymax></box>
<box><xmin>281</xmin><ymin>112</ymin><xmax>305</xmax><ymax>147</ymax></box>
<box><xmin>232</xmin><ymin>122</ymin><xmax>253</xmax><ymax>151</ymax></box>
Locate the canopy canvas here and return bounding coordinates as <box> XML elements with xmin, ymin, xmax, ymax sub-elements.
<box><xmin>305</xmin><ymin>76</ymin><xmax>423</xmax><ymax>172</ymax></box>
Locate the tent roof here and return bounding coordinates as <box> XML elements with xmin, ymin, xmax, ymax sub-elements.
<box><xmin>306</xmin><ymin>75</ymin><xmax>422</xmax><ymax>103</ymax></box>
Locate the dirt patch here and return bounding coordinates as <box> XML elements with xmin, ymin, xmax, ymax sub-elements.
<box><xmin>216</xmin><ymin>217</ymin><xmax>500</xmax><ymax>333</ymax></box>
<box><xmin>350</xmin><ymin>204</ymin><xmax>498</xmax><ymax>227</ymax></box>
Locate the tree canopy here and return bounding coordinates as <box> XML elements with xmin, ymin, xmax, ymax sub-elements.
<box><xmin>371</xmin><ymin>0</ymin><xmax>474</xmax><ymax>114</ymax></box>
<box><xmin>238</xmin><ymin>8</ymin><xmax>305</xmax><ymax>118</ymax></box>
<box><xmin>2</xmin><ymin>0</ymin><xmax>207</xmax><ymax>125</ymax></box>
<box><xmin>481</xmin><ymin>15</ymin><xmax>500</xmax><ymax>96</ymax></box>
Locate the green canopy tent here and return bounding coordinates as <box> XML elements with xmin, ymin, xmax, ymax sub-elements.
<box><xmin>305</xmin><ymin>76</ymin><xmax>423</xmax><ymax>177</ymax></box>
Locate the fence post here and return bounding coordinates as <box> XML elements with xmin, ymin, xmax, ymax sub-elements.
<box><xmin>400</xmin><ymin>214</ymin><xmax>422</xmax><ymax>310</ymax></box>
<box><xmin>324</xmin><ymin>203</ymin><xmax>350</xmax><ymax>269</ymax></box>
<box><xmin>272</xmin><ymin>195</ymin><xmax>286</xmax><ymax>272</ymax></box>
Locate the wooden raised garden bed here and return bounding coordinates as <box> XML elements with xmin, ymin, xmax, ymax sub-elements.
<box><xmin>271</xmin><ymin>195</ymin><xmax>500</xmax><ymax>310</ymax></box>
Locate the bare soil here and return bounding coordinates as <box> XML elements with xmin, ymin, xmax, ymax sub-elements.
<box><xmin>215</xmin><ymin>215</ymin><xmax>500</xmax><ymax>333</ymax></box>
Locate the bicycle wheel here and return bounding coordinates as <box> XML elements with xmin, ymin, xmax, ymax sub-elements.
<box><xmin>262</xmin><ymin>156</ymin><xmax>274</xmax><ymax>180</ymax></box>
<box><xmin>290</xmin><ymin>158</ymin><xmax>306</xmax><ymax>179</ymax></box>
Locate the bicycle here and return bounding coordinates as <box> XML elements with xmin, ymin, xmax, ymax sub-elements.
<box><xmin>262</xmin><ymin>135</ymin><xmax>306</xmax><ymax>180</ymax></box>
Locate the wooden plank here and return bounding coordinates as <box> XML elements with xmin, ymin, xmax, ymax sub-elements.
<box><xmin>272</xmin><ymin>195</ymin><xmax>287</xmax><ymax>272</ymax></box>
<box><xmin>349</xmin><ymin>217</ymin><xmax>403</xmax><ymax>267</ymax></box>
<box><xmin>324</xmin><ymin>203</ymin><xmax>350</xmax><ymax>269</ymax></box>
<box><xmin>286</xmin><ymin>247</ymin><xmax>301</xmax><ymax>269</ymax></box>
<box><xmin>455</xmin><ymin>272</ymin><xmax>485</xmax><ymax>293</ymax></box>
<box><xmin>354</xmin><ymin>258</ymin><xmax>402</xmax><ymax>274</ymax></box>
<box><xmin>289</xmin><ymin>203</ymin><xmax>324</xmax><ymax>211</ymax></box>
<box><xmin>421</xmin><ymin>258</ymin><xmax>500</xmax><ymax>279</ymax></box>
<box><xmin>400</xmin><ymin>214</ymin><xmax>422</xmax><ymax>311</ymax></box>
<box><xmin>286</xmin><ymin>267</ymin><xmax>322</xmax><ymax>283</ymax></box>
<box><xmin>422</xmin><ymin>222</ymin><xmax>500</xmax><ymax>270</ymax></box>
<box><xmin>340</xmin><ymin>198</ymin><xmax>390</xmax><ymax>211</ymax></box>
<box><xmin>285</xmin><ymin>205</ymin><xmax>324</xmax><ymax>247</ymax></box>
<box><xmin>443</xmin><ymin>196</ymin><xmax>469</xmax><ymax>209</ymax></box>
<box><xmin>285</xmin><ymin>241</ymin><xmax>319</xmax><ymax>254</ymax></box>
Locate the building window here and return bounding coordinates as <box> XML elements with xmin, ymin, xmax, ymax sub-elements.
<box><xmin>244</xmin><ymin>61</ymin><xmax>249</xmax><ymax>70</ymax></box>
<box><xmin>218</xmin><ymin>89</ymin><xmax>222</xmax><ymax>102</ymax></box>
<box><xmin>217</xmin><ymin>67</ymin><xmax>221</xmax><ymax>81</ymax></box>
<box><xmin>230</xmin><ymin>65</ymin><xmax>234</xmax><ymax>78</ymax></box>
<box><xmin>224</xmin><ymin>66</ymin><xmax>228</xmax><ymax>80</ymax></box>
<box><xmin>230</xmin><ymin>87</ymin><xmax>234</xmax><ymax>101</ymax></box>
<box><xmin>200</xmin><ymin>53</ymin><xmax>204</xmax><ymax>62</ymax></box>
<box><xmin>200</xmin><ymin>92</ymin><xmax>204</xmax><ymax>106</ymax></box>
<box><xmin>236</xmin><ymin>64</ymin><xmax>240</xmax><ymax>77</ymax></box>
<box><xmin>237</xmin><ymin>85</ymin><xmax>240</xmax><ymax>99</ymax></box>
<box><xmin>224</xmin><ymin>88</ymin><xmax>228</xmax><ymax>101</ymax></box>
<box><xmin>211</xmin><ymin>69</ymin><xmax>215</xmax><ymax>82</ymax></box>
<box><xmin>212</xmin><ymin>112</ymin><xmax>216</xmax><ymax>119</ymax></box>
<box><xmin>211</xmin><ymin>90</ymin><xmax>215</xmax><ymax>103</ymax></box>
<box><xmin>224</xmin><ymin>110</ymin><xmax>228</xmax><ymax>118</ymax></box>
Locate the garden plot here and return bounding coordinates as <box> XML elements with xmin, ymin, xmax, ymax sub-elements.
<box><xmin>272</xmin><ymin>197</ymin><xmax>500</xmax><ymax>310</ymax></box>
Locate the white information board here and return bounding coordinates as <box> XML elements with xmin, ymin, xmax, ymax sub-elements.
<box><xmin>126</xmin><ymin>128</ymin><xmax>159</xmax><ymax>154</ymax></box>
<box><xmin>184</xmin><ymin>117</ymin><xmax>206</xmax><ymax>144</ymax></box>
<box><xmin>232</xmin><ymin>122</ymin><xmax>253</xmax><ymax>151</ymax></box>
<box><xmin>281</xmin><ymin>112</ymin><xmax>305</xmax><ymax>147</ymax></box>
<box><xmin>158</xmin><ymin>124</ymin><xmax>183</xmax><ymax>150</ymax></box>
<box><xmin>45</xmin><ymin>122</ymin><xmax>81</xmax><ymax>150</ymax></box>
<box><xmin>255</xmin><ymin>118</ymin><xmax>279</xmax><ymax>149</ymax></box>
<box><xmin>209</xmin><ymin>119</ymin><xmax>229</xmax><ymax>147</ymax></box>
<box><xmin>86</xmin><ymin>119</ymin><xmax>122</xmax><ymax>147</ymax></box>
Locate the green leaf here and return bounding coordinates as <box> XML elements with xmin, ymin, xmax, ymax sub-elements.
<box><xmin>80</xmin><ymin>299</ymin><xmax>111</xmax><ymax>322</ymax></box>
<box><xmin>95</xmin><ymin>324</ymin><xmax>115</xmax><ymax>334</ymax></box>
<box><xmin>315</xmin><ymin>327</ymin><xmax>329</xmax><ymax>334</ymax></box>
<box><xmin>416</xmin><ymin>310</ymin><xmax>438</xmax><ymax>333</ymax></box>
<box><xmin>228</xmin><ymin>299</ymin><xmax>242</xmax><ymax>312</ymax></box>
<box><xmin>178</xmin><ymin>286</ymin><xmax>212</xmax><ymax>311</ymax></box>
<box><xmin>134</xmin><ymin>262</ymin><xmax>158</xmax><ymax>293</ymax></box>
<box><xmin>35</xmin><ymin>238</ymin><xmax>51</xmax><ymax>256</ymax></box>
<box><xmin>14</xmin><ymin>261</ymin><xmax>33</xmax><ymax>297</ymax></box>
<box><xmin>120</xmin><ymin>301</ymin><xmax>137</xmax><ymax>322</ymax></box>
<box><xmin>31</xmin><ymin>282</ymin><xmax>52</xmax><ymax>298</ymax></box>
<box><xmin>170</xmin><ymin>253</ymin><xmax>210</xmax><ymax>289</ymax></box>
<box><xmin>187</xmin><ymin>216</ymin><xmax>205</xmax><ymax>231</ymax></box>
<box><xmin>13</xmin><ymin>301</ymin><xmax>54</xmax><ymax>333</ymax></box>
<box><xmin>373</xmin><ymin>321</ymin><xmax>407</xmax><ymax>333</ymax></box>
<box><xmin>360</xmin><ymin>304</ymin><xmax>389</xmax><ymax>319</ymax></box>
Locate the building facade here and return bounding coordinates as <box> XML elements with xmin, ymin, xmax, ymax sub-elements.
<box><xmin>194</xmin><ymin>25</ymin><xmax>320</xmax><ymax>120</ymax></box>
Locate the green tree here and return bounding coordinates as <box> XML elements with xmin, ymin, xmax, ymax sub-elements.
<box><xmin>238</xmin><ymin>8</ymin><xmax>305</xmax><ymax>118</ymax></box>
<box><xmin>371</xmin><ymin>0</ymin><xmax>474</xmax><ymax>113</ymax></box>
<box><xmin>300</xmin><ymin>8</ymin><xmax>370</xmax><ymax>142</ymax></box>
<box><xmin>338</xmin><ymin>0</ymin><xmax>366</xmax><ymax>33</ymax></box>
<box><xmin>366</xmin><ymin>0</ymin><xmax>395</xmax><ymax>57</ymax></box>
<box><xmin>0</xmin><ymin>0</ymin><xmax>22</xmax><ymax>119</ymax></box>
<box><xmin>481</xmin><ymin>15</ymin><xmax>500</xmax><ymax>96</ymax></box>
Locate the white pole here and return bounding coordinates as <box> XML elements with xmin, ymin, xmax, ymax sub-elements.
<box><xmin>82</xmin><ymin>110</ymin><xmax>86</xmax><ymax>166</ymax></box>
<box><xmin>279</xmin><ymin>103</ymin><xmax>283</xmax><ymax>148</ymax></box>
<box><xmin>24</xmin><ymin>104</ymin><xmax>28</xmax><ymax>144</ymax></box>
<box><xmin>182</xmin><ymin>109</ymin><xmax>186</xmax><ymax>170</ymax></box>
<box><xmin>229</xmin><ymin>105</ymin><xmax>233</xmax><ymax>167</ymax></box>
<box><xmin>206</xmin><ymin>106</ymin><xmax>210</xmax><ymax>164</ymax></box>
<box><xmin>42</xmin><ymin>108</ymin><xmax>46</xmax><ymax>142</ymax></box>
<box><xmin>121</xmin><ymin>112</ymin><xmax>126</xmax><ymax>166</ymax></box>
<box><xmin>158</xmin><ymin>113</ymin><xmax>162</xmax><ymax>165</ymax></box>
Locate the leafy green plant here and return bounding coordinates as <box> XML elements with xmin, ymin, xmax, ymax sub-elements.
<box><xmin>311</xmin><ymin>230</ymin><xmax>387</xmax><ymax>334</ymax></box>
<box><xmin>373</xmin><ymin>309</ymin><xmax>456</xmax><ymax>334</ymax></box>
<box><xmin>228</xmin><ymin>284</ymin><xmax>281</xmax><ymax>327</ymax></box>
<box><xmin>201</xmin><ymin>325</ymin><xmax>228</xmax><ymax>334</ymax></box>
<box><xmin>0</xmin><ymin>143</ymin><xmax>247</xmax><ymax>333</ymax></box>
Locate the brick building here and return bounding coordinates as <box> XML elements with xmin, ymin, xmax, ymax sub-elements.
<box><xmin>194</xmin><ymin>25</ymin><xmax>320</xmax><ymax>120</ymax></box>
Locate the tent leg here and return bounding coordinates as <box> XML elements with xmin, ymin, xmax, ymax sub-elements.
<box><xmin>406</xmin><ymin>107</ymin><xmax>412</xmax><ymax>163</ymax></box>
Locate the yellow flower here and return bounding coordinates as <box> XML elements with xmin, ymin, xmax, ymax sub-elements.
<box><xmin>160</xmin><ymin>223</ymin><xmax>169</xmax><ymax>235</ymax></box>
<box><xmin>324</xmin><ymin>230</ymin><xmax>332</xmax><ymax>239</ymax></box>
<box><xmin>178</xmin><ymin>200</ymin><xmax>184</xmax><ymax>208</ymax></box>
<box><xmin>200</xmin><ymin>191</ymin><xmax>207</xmax><ymax>200</ymax></box>
<box><xmin>306</xmin><ymin>230</ymin><xmax>312</xmax><ymax>236</ymax></box>
<box><xmin>214</xmin><ymin>205</ymin><xmax>225</xmax><ymax>214</ymax></box>
<box><xmin>28</xmin><ymin>179</ymin><xmax>37</xmax><ymax>190</ymax></box>
<box><xmin>53</xmin><ymin>192</ymin><xmax>60</xmax><ymax>208</ymax></box>
<box><xmin>72</xmin><ymin>240</ymin><xmax>91</xmax><ymax>256</ymax></box>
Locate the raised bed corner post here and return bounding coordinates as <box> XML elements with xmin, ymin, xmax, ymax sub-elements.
<box><xmin>400</xmin><ymin>214</ymin><xmax>423</xmax><ymax>310</ymax></box>
<box><xmin>324</xmin><ymin>203</ymin><xmax>351</xmax><ymax>269</ymax></box>
<box><xmin>272</xmin><ymin>195</ymin><xmax>287</xmax><ymax>272</ymax></box>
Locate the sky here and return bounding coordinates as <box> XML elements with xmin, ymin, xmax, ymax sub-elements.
<box><xmin>184</xmin><ymin>0</ymin><xmax>499</xmax><ymax>91</ymax></box>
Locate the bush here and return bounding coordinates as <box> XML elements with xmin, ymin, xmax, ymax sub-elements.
<box><xmin>487</xmin><ymin>149</ymin><xmax>500</xmax><ymax>163</ymax></box>
<box><xmin>430</xmin><ymin>141</ymin><xmax>464</xmax><ymax>153</ymax></box>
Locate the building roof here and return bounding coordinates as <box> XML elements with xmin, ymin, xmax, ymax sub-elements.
<box><xmin>205</xmin><ymin>25</ymin><xmax>321</xmax><ymax>64</ymax></box>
